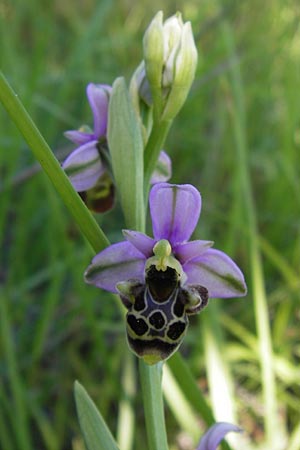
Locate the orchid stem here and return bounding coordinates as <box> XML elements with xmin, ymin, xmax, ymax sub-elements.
<box><xmin>139</xmin><ymin>361</ymin><xmax>169</xmax><ymax>450</ymax></box>
<box><xmin>0</xmin><ymin>71</ymin><xmax>109</xmax><ymax>254</ymax></box>
<box><xmin>126</xmin><ymin>167</ymin><xmax>169</xmax><ymax>450</ymax></box>
<box><xmin>144</xmin><ymin>118</ymin><xmax>172</xmax><ymax>190</ymax></box>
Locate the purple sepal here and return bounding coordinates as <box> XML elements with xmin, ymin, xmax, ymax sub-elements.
<box><xmin>150</xmin><ymin>183</ymin><xmax>201</xmax><ymax>245</ymax></box>
<box><xmin>150</xmin><ymin>150</ymin><xmax>172</xmax><ymax>184</ymax></box>
<box><xmin>123</xmin><ymin>230</ymin><xmax>155</xmax><ymax>257</ymax></box>
<box><xmin>197</xmin><ymin>422</ymin><xmax>242</xmax><ymax>450</ymax></box>
<box><xmin>64</xmin><ymin>129</ymin><xmax>93</xmax><ymax>145</ymax></box>
<box><xmin>183</xmin><ymin>248</ymin><xmax>247</xmax><ymax>298</ymax></box>
<box><xmin>62</xmin><ymin>140</ymin><xmax>104</xmax><ymax>192</ymax></box>
<box><xmin>174</xmin><ymin>240</ymin><xmax>214</xmax><ymax>264</ymax></box>
<box><xmin>86</xmin><ymin>83</ymin><xmax>111</xmax><ymax>139</ymax></box>
<box><xmin>84</xmin><ymin>241</ymin><xmax>145</xmax><ymax>293</ymax></box>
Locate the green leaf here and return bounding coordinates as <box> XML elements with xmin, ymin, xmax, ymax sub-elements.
<box><xmin>108</xmin><ymin>77</ymin><xmax>145</xmax><ymax>231</ymax></box>
<box><xmin>74</xmin><ymin>381</ymin><xmax>119</xmax><ymax>450</ymax></box>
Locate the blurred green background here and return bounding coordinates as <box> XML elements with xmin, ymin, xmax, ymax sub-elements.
<box><xmin>1</xmin><ymin>0</ymin><xmax>300</xmax><ymax>449</ymax></box>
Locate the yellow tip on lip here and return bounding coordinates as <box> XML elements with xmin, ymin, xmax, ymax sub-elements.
<box><xmin>142</xmin><ymin>353</ymin><xmax>162</xmax><ymax>365</ymax></box>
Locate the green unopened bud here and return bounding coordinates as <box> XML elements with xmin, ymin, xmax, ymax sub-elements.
<box><xmin>142</xmin><ymin>11</ymin><xmax>198</xmax><ymax>121</ymax></box>
<box><xmin>129</xmin><ymin>61</ymin><xmax>153</xmax><ymax>109</ymax></box>
<box><xmin>162</xmin><ymin>12</ymin><xmax>184</xmax><ymax>87</ymax></box>
<box><xmin>162</xmin><ymin>20</ymin><xmax>198</xmax><ymax>121</ymax></box>
<box><xmin>143</xmin><ymin>11</ymin><xmax>164</xmax><ymax>90</ymax></box>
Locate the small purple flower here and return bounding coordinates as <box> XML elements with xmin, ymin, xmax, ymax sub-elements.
<box><xmin>62</xmin><ymin>83</ymin><xmax>171</xmax><ymax>212</ymax></box>
<box><xmin>63</xmin><ymin>83</ymin><xmax>111</xmax><ymax>193</ymax></box>
<box><xmin>85</xmin><ymin>183</ymin><xmax>247</xmax><ymax>363</ymax></box>
<box><xmin>197</xmin><ymin>422</ymin><xmax>242</xmax><ymax>450</ymax></box>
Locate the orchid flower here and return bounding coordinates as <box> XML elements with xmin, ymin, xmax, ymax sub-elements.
<box><xmin>197</xmin><ymin>422</ymin><xmax>242</xmax><ymax>450</ymax></box>
<box><xmin>62</xmin><ymin>83</ymin><xmax>171</xmax><ymax>212</ymax></box>
<box><xmin>84</xmin><ymin>183</ymin><xmax>247</xmax><ymax>364</ymax></box>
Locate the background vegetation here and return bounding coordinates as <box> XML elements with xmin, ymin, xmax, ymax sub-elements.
<box><xmin>1</xmin><ymin>0</ymin><xmax>300</xmax><ymax>449</ymax></box>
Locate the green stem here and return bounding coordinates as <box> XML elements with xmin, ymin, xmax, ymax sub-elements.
<box><xmin>144</xmin><ymin>119</ymin><xmax>172</xmax><ymax>189</ymax></box>
<box><xmin>124</xmin><ymin>177</ymin><xmax>169</xmax><ymax>450</ymax></box>
<box><xmin>139</xmin><ymin>361</ymin><xmax>169</xmax><ymax>450</ymax></box>
<box><xmin>0</xmin><ymin>71</ymin><xmax>109</xmax><ymax>254</ymax></box>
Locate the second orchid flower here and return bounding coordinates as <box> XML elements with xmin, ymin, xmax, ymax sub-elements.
<box><xmin>62</xmin><ymin>83</ymin><xmax>171</xmax><ymax>212</ymax></box>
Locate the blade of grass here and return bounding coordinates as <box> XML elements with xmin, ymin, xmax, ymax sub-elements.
<box><xmin>202</xmin><ymin>304</ymin><xmax>242</xmax><ymax>450</ymax></box>
<box><xmin>162</xmin><ymin>364</ymin><xmax>200</xmax><ymax>443</ymax></box>
<box><xmin>0</xmin><ymin>389</ymin><xmax>14</xmax><ymax>450</ymax></box>
<box><xmin>288</xmin><ymin>421</ymin><xmax>300</xmax><ymax>450</ymax></box>
<box><xmin>116</xmin><ymin>353</ymin><xmax>136</xmax><ymax>450</ymax></box>
<box><xmin>0</xmin><ymin>290</ymin><xmax>33</xmax><ymax>450</ymax></box>
<box><xmin>222</xmin><ymin>20</ymin><xmax>279</xmax><ymax>447</ymax></box>
<box><xmin>74</xmin><ymin>381</ymin><xmax>120</xmax><ymax>450</ymax></box>
<box><xmin>167</xmin><ymin>352</ymin><xmax>215</xmax><ymax>426</ymax></box>
<box><xmin>167</xmin><ymin>352</ymin><xmax>232</xmax><ymax>450</ymax></box>
<box><xmin>203</xmin><ymin>304</ymin><xmax>237</xmax><ymax>444</ymax></box>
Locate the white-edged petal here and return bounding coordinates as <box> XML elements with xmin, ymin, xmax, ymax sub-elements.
<box><xmin>84</xmin><ymin>241</ymin><xmax>146</xmax><ymax>293</ymax></box>
<box><xmin>150</xmin><ymin>150</ymin><xmax>172</xmax><ymax>184</ymax></box>
<box><xmin>150</xmin><ymin>183</ymin><xmax>201</xmax><ymax>245</ymax></box>
<box><xmin>123</xmin><ymin>230</ymin><xmax>155</xmax><ymax>257</ymax></box>
<box><xmin>183</xmin><ymin>248</ymin><xmax>247</xmax><ymax>298</ymax></box>
<box><xmin>62</xmin><ymin>141</ymin><xmax>103</xmax><ymax>192</ymax></box>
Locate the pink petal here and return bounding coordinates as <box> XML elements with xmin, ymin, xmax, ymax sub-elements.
<box><xmin>150</xmin><ymin>150</ymin><xmax>172</xmax><ymax>184</ymax></box>
<box><xmin>183</xmin><ymin>248</ymin><xmax>247</xmax><ymax>298</ymax></box>
<box><xmin>62</xmin><ymin>141</ymin><xmax>104</xmax><ymax>192</ymax></box>
<box><xmin>123</xmin><ymin>230</ymin><xmax>155</xmax><ymax>257</ymax></box>
<box><xmin>150</xmin><ymin>183</ymin><xmax>201</xmax><ymax>245</ymax></box>
<box><xmin>86</xmin><ymin>83</ymin><xmax>111</xmax><ymax>139</ymax></box>
<box><xmin>64</xmin><ymin>130</ymin><xmax>93</xmax><ymax>145</ymax></box>
<box><xmin>84</xmin><ymin>241</ymin><xmax>146</xmax><ymax>293</ymax></box>
<box><xmin>173</xmin><ymin>240</ymin><xmax>214</xmax><ymax>264</ymax></box>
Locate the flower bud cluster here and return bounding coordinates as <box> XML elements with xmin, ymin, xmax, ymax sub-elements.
<box><xmin>143</xmin><ymin>11</ymin><xmax>198</xmax><ymax>121</ymax></box>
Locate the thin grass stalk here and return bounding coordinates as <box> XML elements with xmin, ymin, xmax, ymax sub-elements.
<box><xmin>203</xmin><ymin>304</ymin><xmax>237</xmax><ymax>448</ymax></box>
<box><xmin>167</xmin><ymin>353</ymin><xmax>231</xmax><ymax>450</ymax></box>
<box><xmin>222</xmin><ymin>21</ymin><xmax>278</xmax><ymax>447</ymax></box>
<box><xmin>116</xmin><ymin>353</ymin><xmax>136</xmax><ymax>450</ymax></box>
<box><xmin>167</xmin><ymin>352</ymin><xmax>215</xmax><ymax>426</ymax></box>
<box><xmin>0</xmin><ymin>290</ymin><xmax>33</xmax><ymax>450</ymax></box>
<box><xmin>0</xmin><ymin>389</ymin><xmax>14</xmax><ymax>450</ymax></box>
<box><xmin>162</xmin><ymin>365</ymin><xmax>200</xmax><ymax>443</ymax></box>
